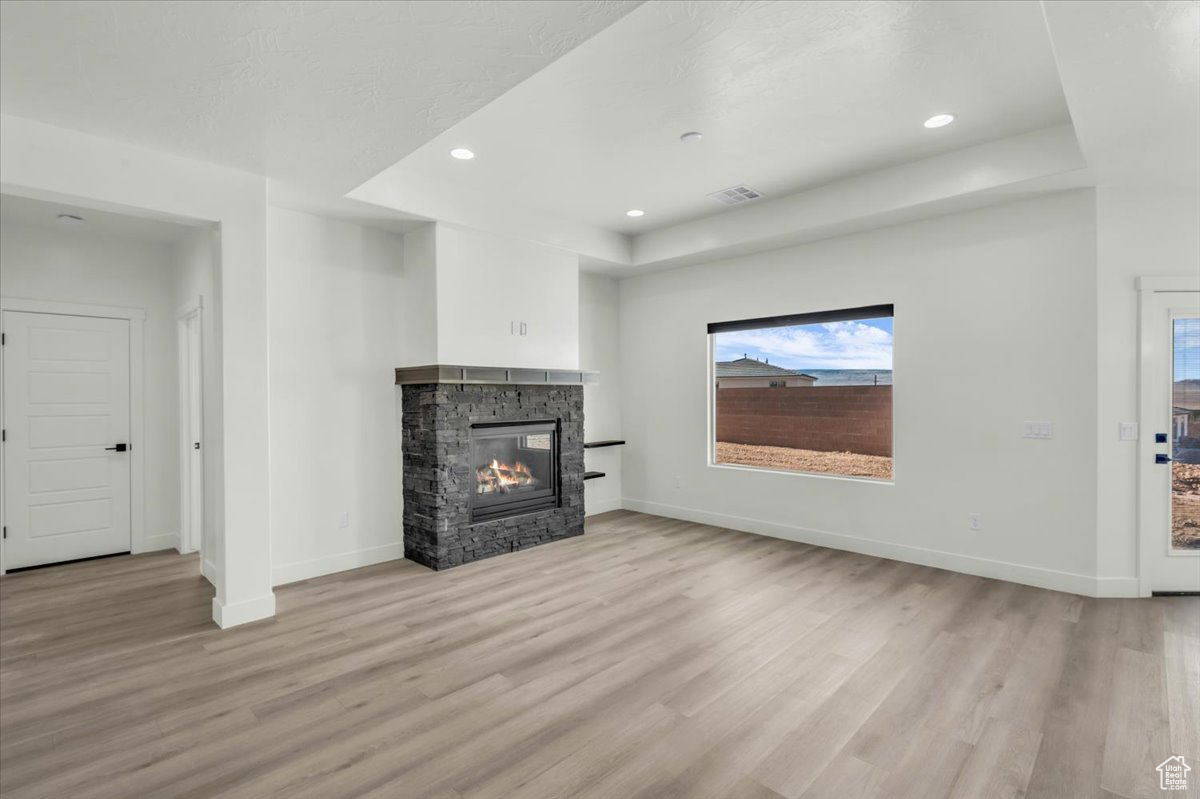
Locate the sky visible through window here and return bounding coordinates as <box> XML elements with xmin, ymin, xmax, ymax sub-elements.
<box><xmin>1176</xmin><ymin>317</ymin><xmax>1200</xmax><ymax>381</ymax></box>
<box><xmin>715</xmin><ymin>317</ymin><xmax>893</xmax><ymax>383</ymax></box>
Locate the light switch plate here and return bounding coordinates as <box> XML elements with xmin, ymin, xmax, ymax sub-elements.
<box><xmin>1023</xmin><ymin>421</ymin><xmax>1053</xmax><ymax>439</ymax></box>
<box><xmin>1118</xmin><ymin>422</ymin><xmax>1138</xmax><ymax>441</ymax></box>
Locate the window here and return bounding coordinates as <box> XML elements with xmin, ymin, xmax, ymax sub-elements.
<box><xmin>710</xmin><ymin>305</ymin><xmax>894</xmax><ymax>480</ymax></box>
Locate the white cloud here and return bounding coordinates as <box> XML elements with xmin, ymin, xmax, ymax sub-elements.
<box><xmin>716</xmin><ymin>321</ymin><xmax>893</xmax><ymax>370</ymax></box>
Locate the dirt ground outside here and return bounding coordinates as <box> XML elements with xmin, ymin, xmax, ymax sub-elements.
<box><xmin>716</xmin><ymin>441</ymin><xmax>892</xmax><ymax>480</ymax></box>
<box><xmin>1174</xmin><ymin>462</ymin><xmax>1200</xmax><ymax>549</ymax></box>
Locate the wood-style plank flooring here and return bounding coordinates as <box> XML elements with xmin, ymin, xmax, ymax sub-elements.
<box><xmin>1</xmin><ymin>510</ymin><xmax>1198</xmax><ymax>798</ymax></box>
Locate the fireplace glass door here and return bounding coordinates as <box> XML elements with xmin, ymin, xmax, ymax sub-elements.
<box><xmin>470</xmin><ymin>420</ymin><xmax>559</xmax><ymax>522</ymax></box>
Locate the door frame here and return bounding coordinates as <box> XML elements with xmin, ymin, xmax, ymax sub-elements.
<box><xmin>176</xmin><ymin>296</ymin><xmax>203</xmax><ymax>558</ymax></box>
<box><xmin>0</xmin><ymin>297</ymin><xmax>146</xmax><ymax>574</ymax></box>
<box><xmin>1136</xmin><ymin>276</ymin><xmax>1200</xmax><ymax>596</ymax></box>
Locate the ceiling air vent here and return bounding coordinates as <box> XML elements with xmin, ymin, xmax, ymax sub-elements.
<box><xmin>708</xmin><ymin>184</ymin><xmax>763</xmax><ymax>206</ymax></box>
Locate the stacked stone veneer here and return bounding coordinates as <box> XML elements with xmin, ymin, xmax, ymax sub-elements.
<box><xmin>401</xmin><ymin>383</ymin><xmax>584</xmax><ymax>570</ymax></box>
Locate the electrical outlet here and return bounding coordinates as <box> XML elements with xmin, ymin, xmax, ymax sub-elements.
<box><xmin>337</xmin><ymin>511</ymin><xmax>349</xmax><ymax>529</ymax></box>
<box><xmin>1118</xmin><ymin>422</ymin><xmax>1138</xmax><ymax>441</ymax></box>
<box><xmin>968</xmin><ymin>512</ymin><xmax>982</xmax><ymax>532</ymax></box>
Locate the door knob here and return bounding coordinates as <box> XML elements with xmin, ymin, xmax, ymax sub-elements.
<box><xmin>105</xmin><ymin>443</ymin><xmax>128</xmax><ymax>452</ymax></box>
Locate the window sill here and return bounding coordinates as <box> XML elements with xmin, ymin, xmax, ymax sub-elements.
<box><xmin>708</xmin><ymin>461</ymin><xmax>895</xmax><ymax>485</ymax></box>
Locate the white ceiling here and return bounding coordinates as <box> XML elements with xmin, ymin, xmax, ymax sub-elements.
<box><xmin>0</xmin><ymin>193</ymin><xmax>199</xmax><ymax>245</ymax></box>
<box><xmin>1043</xmin><ymin>0</ymin><xmax>1200</xmax><ymax>188</ymax></box>
<box><xmin>0</xmin><ymin>0</ymin><xmax>641</xmax><ymax>194</ymax></box>
<box><xmin>352</xmin><ymin>0</ymin><xmax>1072</xmax><ymax>235</ymax></box>
<box><xmin>3</xmin><ymin>0</ymin><xmax>1192</xmax><ymax>274</ymax></box>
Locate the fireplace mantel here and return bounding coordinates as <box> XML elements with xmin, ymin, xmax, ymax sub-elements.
<box><xmin>395</xmin><ymin>364</ymin><xmax>598</xmax><ymax>386</ymax></box>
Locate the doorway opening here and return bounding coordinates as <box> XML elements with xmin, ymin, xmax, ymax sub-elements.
<box><xmin>178</xmin><ymin>299</ymin><xmax>204</xmax><ymax>565</ymax></box>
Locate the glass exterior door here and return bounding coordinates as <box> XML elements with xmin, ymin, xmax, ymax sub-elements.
<box><xmin>1171</xmin><ymin>316</ymin><xmax>1200</xmax><ymax>551</ymax></box>
<box><xmin>1140</xmin><ymin>283</ymin><xmax>1200</xmax><ymax>594</ymax></box>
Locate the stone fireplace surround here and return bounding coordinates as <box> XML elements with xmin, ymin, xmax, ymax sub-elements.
<box><xmin>397</xmin><ymin>365</ymin><xmax>596</xmax><ymax>570</ymax></box>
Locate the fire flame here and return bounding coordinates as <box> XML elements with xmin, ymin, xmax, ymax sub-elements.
<box><xmin>477</xmin><ymin>457</ymin><xmax>539</xmax><ymax>494</ymax></box>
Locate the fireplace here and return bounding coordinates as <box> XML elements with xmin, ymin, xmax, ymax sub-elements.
<box><xmin>470</xmin><ymin>420</ymin><xmax>560</xmax><ymax>522</ymax></box>
<box><xmin>397</xmin><ymin>365</ymin><xmax>593</xmax><ymax>570</ymax></box>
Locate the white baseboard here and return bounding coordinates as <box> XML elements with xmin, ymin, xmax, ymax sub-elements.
<box><xmin>272</xmin><ymin>542</ymin><xmax>405</xmax><ymax>587</ymax></box>
<box><xmin>622</xmin><ymin>498</ymin><xmax>1134</xmax><ymax>598</ymax></box>
<box><xmin>1093</xmin><ymin>576</ymin><xmax>1140</xmax><ymax>597</ymax></box>
<box><xmin>586</xmin><ymin>498</ymin><xmax>624</xmax><ymax>517</ymax></box>
<box><xmin>201</xmin><ymin>558</ymin><xmax>217</xmax><ymax>586</ymax></box>
<box><xmin>212</xmin><ymin>593</ymin><xmax>276</xmax><ymax>629</ymax></box>
<box><xmin>140</xmin><ymin>532</ymin><xmax>180</xmax><ymax>553</ymax></box>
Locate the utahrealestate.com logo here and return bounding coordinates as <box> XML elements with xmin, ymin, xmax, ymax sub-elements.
<box><xmin>1158</xmin><ymin>756</ymin><xmax>1191</xmax><ymax>791</ymax></box>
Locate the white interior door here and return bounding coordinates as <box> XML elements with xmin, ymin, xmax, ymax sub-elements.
<box><xmin>2</xmin><ymin>310</ymin><xmax>132</xmax><ymax>569</ymax></box>
<box><xmin>1139</xmin><ymin>286</ymin><xmax>1200</xmax><ymax>594</ymax></box>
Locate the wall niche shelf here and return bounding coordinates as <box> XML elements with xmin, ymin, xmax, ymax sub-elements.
<box><xmin>583</xmin><ymin>471</ymin><xmax>606</xmax><ymax>480</ymax></box>
<box><xmin>583</xmin><ymin>440</ymin><xmax>626</xmax><ymax>449</ymax></box>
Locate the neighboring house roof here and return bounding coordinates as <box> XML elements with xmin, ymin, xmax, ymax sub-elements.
<box><xmin>715</xmin><ymin>357</ymin><xmax>816</xmax><ymax>380</ymax></box>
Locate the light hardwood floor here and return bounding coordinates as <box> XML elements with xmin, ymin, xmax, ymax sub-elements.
<box><xmin>1</xmin><ymin>510</ymin><xmax>1197</xmax><ymax>799</ymax></box>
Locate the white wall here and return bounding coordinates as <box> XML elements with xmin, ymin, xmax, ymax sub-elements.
<box><xmin>1094</xmin><ymin>185</ymin><xmax>1200</xmax><ymax>585</ymax></box>
<box><xmin>267</xmin><ymin>207</ymin><xmax>406</xmax><ymax>584</ymax></box>
<box><xmin>619</xmin><ymin>191</ymin><xmax>1106</xmax><ymax>594</ymax></box>
<box><xmin>579</xmin><ymin>272</ymin><xmax>623</xmax><ymax>515</ymax></box>
<box><xmin>171</xmin><ymin>226</ymin><xmax>222</xmax><ymax>581</ymax></box>
<box><xmin>1037</xmin><ymin>1</ymin><xmax>1200</xmax><ymax>594</ymax></box>
<box><xmin>0</xmin><ymin>219</ymin><xmax>181</xmax><ymax>553</ymax></box>
<box><xmin>433</xmin><ymin>224</ymin><xmax>580</xmax><ymax>370</ymax></box>
<box><xmin>400</xmin><ymin>223</ymin><xmax>438</xmax><ymax>366</ymax></box>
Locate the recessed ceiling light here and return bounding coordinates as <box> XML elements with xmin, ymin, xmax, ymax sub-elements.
<box><xmin>626</xmin><ymin>209</ymin><xmax>645</xmax><ymax>218</ymax></box>
<box><xmin>56</xmin><ymin>213</ymin><xmax>85</xmax><ymax>225</ymax></box>
<box><xmin>449</xmin><ymin>148</ymin><xmax>475</xmax><ymax>160</ymax></box>
<box><xmin>680</xmin><ymin>131</ymin><xmax>703</xmax><ymax>143</ymax></box>
<box><xmin>923</xmin><ymin>114</ymin><xmax>955</xmax><ymax>129</ymax></box>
